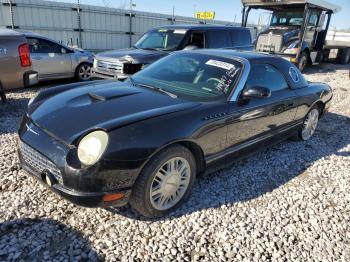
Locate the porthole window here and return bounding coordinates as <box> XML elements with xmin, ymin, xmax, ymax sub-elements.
<box><xmin>289</xmin><ymin>67</ymin><xmax>300</xmax><ymax>83</ymax></box>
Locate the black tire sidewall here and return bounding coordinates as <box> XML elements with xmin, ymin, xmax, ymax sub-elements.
<box><xmin>131</xmin><ymin>146</ymin><xmax>196</xmax><ymax>217</ymax></box>
<box><xmin>298</xmin><ymin>52</ymin><xmax>308</xmax><ymax>72</ymax></box>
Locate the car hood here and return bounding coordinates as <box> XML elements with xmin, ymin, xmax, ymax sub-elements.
<box><xmin>30</xmin><ymin>81</ymin><xmax>199</xmax><ymax>144</ymax></box>
<box><xmin>96</xmin><ymin>48</ymin><xmax>168</xmax><ymax>64</ymax></box>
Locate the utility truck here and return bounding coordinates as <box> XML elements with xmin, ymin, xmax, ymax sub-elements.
<box><xmin>241</xmin><ymin>0</ymin><xmax>350</xmax><ymax>71</ymax></box>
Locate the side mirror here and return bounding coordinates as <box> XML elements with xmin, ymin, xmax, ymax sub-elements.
<box><xmin>242</xmin><ymin>86</ymin><xmax>271</xmax><ymax>99</ymax></box>
<box><xmin>61</xmin><ymin>48</ymin><xmax>67</xmax><ymax>54</ymax></box>
<box><xmin>318</xmin><ymin>14</ymin><xmax>326</xmax><ymax>29</ymax></box>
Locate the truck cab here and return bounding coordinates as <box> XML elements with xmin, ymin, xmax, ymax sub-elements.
<box><xmin>241</xmin><ymin>0</ymin><xmax>342</xmax><ymax>71</ymax></box>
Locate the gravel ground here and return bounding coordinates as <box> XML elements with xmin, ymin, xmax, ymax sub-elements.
<box><xmin>0</xmin><ymin>63</ymin><xmax>349</xmax><ymax>261</ymax></box>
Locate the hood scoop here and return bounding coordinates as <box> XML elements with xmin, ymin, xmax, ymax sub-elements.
<box><xmin>67</xmin><ymin>86</ymin><xmax>141</xmax><ymax>107</ymax></box>
<box><xmin>89</xmin><ymin>86</ymin><xmax>141</xmax><ymax>101</ymax></box>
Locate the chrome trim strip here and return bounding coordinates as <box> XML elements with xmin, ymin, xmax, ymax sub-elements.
<box><xmin>229</xmin><ymin>58</ymin><xmax>251</xmax><ymax>102</ymax></box>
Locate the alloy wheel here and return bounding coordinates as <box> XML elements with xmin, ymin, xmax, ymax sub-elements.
<box><xmin>150</xmin><ymin>157</ymin><xmax>191</xmax><ymax>211</ymax></box>
<box><xmin>79</xmin><ymin>64</ymin><xmax>92</xmax><ymax>81</ymax></box>
<box><xmin>301</xmin><ymin>108</ymin><xmax>319</xmax><ymax>140</ymax></box>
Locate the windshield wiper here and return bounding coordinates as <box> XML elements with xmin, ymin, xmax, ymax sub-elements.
<box><xmin>130</xmin><ymin>78</ymin><xmax>177</xmax><ymax>98</ymax></box>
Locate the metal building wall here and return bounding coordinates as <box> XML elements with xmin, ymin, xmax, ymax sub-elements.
<box><xmin>0</xmin><ymin>0</ymin><xmax>254</xmax><ymax>52</ymax></box>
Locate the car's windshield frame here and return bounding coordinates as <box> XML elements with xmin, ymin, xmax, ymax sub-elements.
<box><xmin>130</xmin><ymin>52</ymin><xmax>246</xmax><ymax>103</ymax></box>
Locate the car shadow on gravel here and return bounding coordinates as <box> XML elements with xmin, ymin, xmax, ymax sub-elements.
<box><xmin>0</xmin><ymin>218</ymin><xmax>103</xmax><ymax>261</ymax></box>
<box><xmin>108</xmin><ymin>112</ymin><xmax>350</xmax><ymax>221</ymax></box>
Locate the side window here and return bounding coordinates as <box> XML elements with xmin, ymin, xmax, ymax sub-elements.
<box><xmin>231</xmin><ymin>30</ymin><xmax>252</xmax><ymax>47</ymax></box>
<box><xmin>187</xmin><ymin>32</ymin><xmax>205</xmax><ymax>48</ymax></box>
<box><xmin>308</xmin><ymin>11</ymin><xmax>319</xmax><ymax>27</ymax></box>
<box><xmin>27</xmin><ymin>38</ymin><xmax>62</xmax><ymax>54</ymax></box>
<box><xmin>246</xmin><ymin>64</ymin><xmax>289</xmax><ymax>92</ymax></box>
<box><xmin>207</xmin><ymin>30</ymin><xmax>230</xmax><ymax>48</ymax></box>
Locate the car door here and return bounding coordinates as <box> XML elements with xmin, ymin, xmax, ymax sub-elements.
<box><xmin>27</xmin><ymin>37</ymin><xmax>72</xmax><ymax>80</ymax></box>
<box><xmin>225</xmin><ymin>63</ymin><xmax>298</xmax><ymax>163</ymax></box>
<box><xmin>304</xmin><ymin>10</ymin><xmax>320</xmax><ymax>48</ymax></box>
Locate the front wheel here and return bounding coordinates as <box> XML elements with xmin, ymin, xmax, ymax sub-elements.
<box><xmin>75</xmin><ymin>63</ymin><xmax>92</xmax><ymax>81</ymax></box>
<box><xmin>295</xmin><ymin>106</ymin><xmax>320</xmax><ymax>141</ymax></box>
<box><xmin>298</xmin><ymin>52</ymin><xmax>309</xmax><ymax>72</ymax></box>
<box><xmin>130</xmin><ymin>145</ymin><xmax>196</xmax><ymax>218</ymax></box>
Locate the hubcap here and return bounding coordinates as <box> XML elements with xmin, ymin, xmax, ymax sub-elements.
<box><xmin>79</xmin><ymin>65</ymin><xmax>91</xmax><ymax>80</ymax></box>
<box><xmin>150</xmin><ymin>157</ymin><xmax>191</xmax><ymax>211</ymax></box>
<box><xmin>301</xmin><ymin>109</ymin><xmax>319</xmax><ymax>140</ymax></box>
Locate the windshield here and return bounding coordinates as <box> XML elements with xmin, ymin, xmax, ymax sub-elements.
<box><xmin>270</xmin><ymin>11</ymin><xmax>304</xmax><ymax>26</ymax></box>
<box><xmin>130</xmin><ymin>53</ymin><xmax>242</xmax><ymax>102</ymax></box>
<box><xmin>134</xmin><ymin>29</ymin><xmax>187</xmax><ymax>51</ymax></box>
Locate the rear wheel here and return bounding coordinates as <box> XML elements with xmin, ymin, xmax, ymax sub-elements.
<box><xmin>294</xmin><ymin>106</ymin><xmax>320</xmax><ymax>141</ymax></box>
<box><xmin>298</xmin><ymin>52</ymin><xmax>309</xmax><ymax>72</ymax></box>
<box><xmin>130</xmin><ymin>145</ymin><xmax>196</xmax><ymax>218</ymax></box>
<box><xmin>76</xmin><ymin>63</ymin><xmax>92</xmax><ymax>81</ymax></box>
<box><xmin>338</xmin><ymin>48</ymin><xmax>350</xmax><ymax>64</ymax></box>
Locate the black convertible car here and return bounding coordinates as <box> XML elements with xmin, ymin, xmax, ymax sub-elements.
<box><xmin>18</xmin><ymin>50</ymin><xmax>332</xmax><ymax>217</ymax></box>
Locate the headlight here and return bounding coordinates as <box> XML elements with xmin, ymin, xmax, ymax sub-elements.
<box><xmin>283</xmin><ymin>48</ymin><xmax>299</xmax><ymax>55</ymax></box>
<box><xmin>77</xmin><ymin>130</ymin><xmax>109</xmax><ymax>166</ymax></box>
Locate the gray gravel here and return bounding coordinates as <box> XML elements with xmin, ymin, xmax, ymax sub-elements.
<box><xmin>1</xmin><ymin>63</ymin><xmax>350</xmax><ymax>261</ymax></box>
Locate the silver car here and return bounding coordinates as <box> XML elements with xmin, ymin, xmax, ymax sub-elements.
<box><xmin>24</xmin><ymin>32</ymin><xmax>94</xmax><ymax>82</ymax></box>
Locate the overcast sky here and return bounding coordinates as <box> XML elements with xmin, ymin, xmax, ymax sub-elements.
<box><xmin>50</xmin><ymin>0</ymin><xmax>350</xmax><ymax>30</ymax></box>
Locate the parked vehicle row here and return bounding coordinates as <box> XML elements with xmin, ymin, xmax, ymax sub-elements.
<box><xmin>92</xmin><ymin>25</ymin><xmax>254</xmax><ymax>80</ymax></box>
<box><xmin>18</xmin><ymin>50</ymin><xmax>332</xmax><ymax>217</ymax></box>
<box><xmin>0</xmin><ymin>29</ymin><xmax>94</xmax><ymax>94</ymax></box>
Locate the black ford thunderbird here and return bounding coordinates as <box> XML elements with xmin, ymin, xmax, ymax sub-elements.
<box><xmin>18</xmin><ymin>50</ymin><xmax>332</xmax><ymax>217</ymax></box>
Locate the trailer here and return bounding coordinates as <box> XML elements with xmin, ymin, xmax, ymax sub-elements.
<box><xmin>241</xmin><ymin>0</ymin><xmax>349</xmax><ymax>71</ymax></box>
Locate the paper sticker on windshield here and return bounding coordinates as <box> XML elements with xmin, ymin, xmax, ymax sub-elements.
<box><xmin>173</xmin><ymin>29</ymin><xmax>187</xmax><ymax>34</ymax></box>
<box><xmin>158</xmin><ymin>29</ymin><xmax>168</xmax><ymax>32</ymax></box>
<box><xmin>206</xmin><ymin>60</ymin><xmax>235</xmax><ymax>70</ymax></box>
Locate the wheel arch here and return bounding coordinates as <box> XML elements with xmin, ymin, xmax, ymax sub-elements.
<box><xmin>75</xmin><ymin>61</ymin><xmax>92</xmax><ymax>73</ymax></box>
<box><xmin>143</xmin><ymin>140</ymin><xmax>206</xmax><ymax>176</ymax></box>
<box><xmin>310</xmin><ymin>100</ymin><xmax>325</xmax><ymax>117</ymax></box>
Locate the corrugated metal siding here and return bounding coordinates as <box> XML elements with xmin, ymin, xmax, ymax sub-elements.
<box><xmin>0</xmin><ymin>0</ymin><xmax>255</xmax><ymax>51</ymax></box>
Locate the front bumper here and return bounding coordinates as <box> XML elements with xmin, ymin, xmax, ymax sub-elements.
<box><xmin>20</xmin><ymin>161</ymin><xmax>131</xmax><ymax>207</ymax></box>
<box><xmin>91</xmin><ymin>68</ymin><xmax>130</xmax><ymax>80</ymax></box>
<box><xmin>17</xmin><ymin>116</ymin><xmax>141</xmax><ymax>208</ymax></box>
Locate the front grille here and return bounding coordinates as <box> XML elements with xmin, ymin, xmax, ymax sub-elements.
<box><xmin>19</xmin><ymin>141</ymin><xmax>62</xmax><ymax>184</ymax></box>
<box><xmin>256</xmin><ymin>34</ymin><xmax>283</xmax><ymax>53</ymax></box>
<box><xmin>97</xmin><ymin>60</ymin><xmax>124</xmax><ymax>74</ymax></box>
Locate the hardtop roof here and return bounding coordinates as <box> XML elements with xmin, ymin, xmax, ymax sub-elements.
<box><xmin>241</xmin><ymin>0</ymin><xmax>341</xmax><ymax>13</ymax></box>
<box><xmin>153</xmin><ymin>24</ymin><xmax>249</xmax><ymax>31</ymax></box>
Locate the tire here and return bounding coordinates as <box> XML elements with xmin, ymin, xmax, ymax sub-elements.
<box><xmin>294</xmin><ymin>105</ymin><xmax>320</xmax><ymax>141</ymax></box>
<box><xmin>75</xmin><ymin>63</ymin><xmax>92</xmax><ymax>81</ymax></box>
<box><xmin>298</xmin><ymin>52</ymin><xmax>309</xmax><ymax>72</ymax></box>
<box><xmin>130</xmin><ymin>145</ymin><xmax>196</xmax><ymax>218</ymax></box>
<box><xmin>338</xmin><ymin>48</ymin><xmax>350</xmax><ymax>64</ymax></box>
